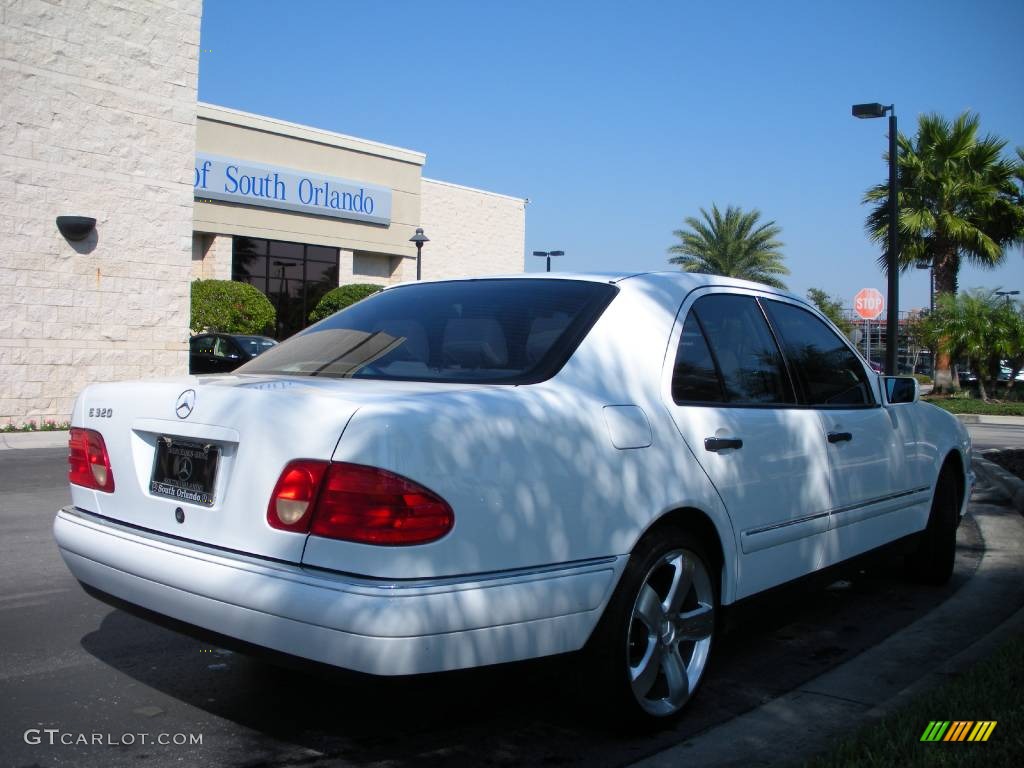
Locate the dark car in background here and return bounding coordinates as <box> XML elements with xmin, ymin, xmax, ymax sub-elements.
<box><xmin>189</xmin><ymin>333</ymin><xmax>277</xmax><ymax>374</ymax></box>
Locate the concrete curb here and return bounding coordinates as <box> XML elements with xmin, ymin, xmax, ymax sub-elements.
<box><xmin>955</xmin><ymin>413</ymin><xmax>1024</xmax><ymax>425</ymax></box>
<box><xmin>632</xmin><ymin>499</ymin><xmax>1024</xmax><ymax>768</ymax></box>
<box><xmin>974</xmin><ymin>451</ymin><xmax>1024</xmax><ymax>514</ymax></box>
<box><xmin>0</xmin><ymin>431</ymin><xmax>69</xmax><ymax>451</ymax></box>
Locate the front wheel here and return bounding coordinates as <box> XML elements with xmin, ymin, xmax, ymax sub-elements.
<box><xmin>588</xmin><ymin>528</ymin><xmax>718</xmax><ymax>724</ymax></box>
<box><xmin>905</xmin><ymin>471</ymin><xmax>959</xmax><ymax>585</ymax></box>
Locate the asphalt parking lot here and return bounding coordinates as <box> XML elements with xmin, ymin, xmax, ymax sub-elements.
<box><xmin>0</xmin><ymin>426</ymin><xmax>1021</xmax><ymax>767</ymax></box>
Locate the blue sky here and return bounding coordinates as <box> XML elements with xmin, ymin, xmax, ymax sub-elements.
<box><xmin>198</xmin><ymin>0</ymin><xmax>1024</xmax><ymax>311</ymax></box>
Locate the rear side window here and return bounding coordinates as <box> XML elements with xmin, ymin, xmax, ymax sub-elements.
<box><xmin>672</xmin><ymin>314</ymin><xmax>724</xmax><ymax>403</ymax></box>
<box><xmin>677</xmin><ymin>294</ymin><xmax>794</xmax><ymax>405</ymax></box>
<box><xmin>190</xmin><ymin>336</ymin><xmax>214</xmax><ymax>354</ymax></box>
<box><xmin>762</xmin><ymin>300</ymin><xmax>873</xmax><ymax>406</ymax></box>
<box><xmin>237</xmin><ymin>279</ymin><xmax>618</xmax><ymax>384</ymax></box>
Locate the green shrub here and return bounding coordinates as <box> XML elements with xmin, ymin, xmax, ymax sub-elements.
<box><xmin>912</xmin><ymin>373</ymin><xmax>932</xmax><ymax>385</ymax></box>
<box><xmin>308</xmin><ymin>283</ymin><xmax>383</xmax><ymax>323</ymax></box>
<box><xmin>923</xmin><ymin>396</ymin><xmax>1024</xmax><ymax>416</ymax></box>
<box><xmin>190</xmin><ymin>279</ymin><xmax>275</xmax><ymax>335</ymax></box>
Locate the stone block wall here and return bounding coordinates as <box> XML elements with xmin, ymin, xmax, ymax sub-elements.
<box><xmin>420</xmin><ymin>179</ymin><xmax>525</xmax><ymax>281</ymax></box>
<box><xmin>0</xmin><ymin>0</ymin><xmax>201</xmax><ymax>424</ymax></box>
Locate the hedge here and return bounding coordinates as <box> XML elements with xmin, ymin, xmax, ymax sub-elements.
<box><xmin>190</xmin><ymin>279</ymin><xmax>276</xmax><ymax>335</ymax></box>
<box><xmin>308</xmin><ymin>283</ymin><xmax>383</xmax><ymax>323</ymax></box>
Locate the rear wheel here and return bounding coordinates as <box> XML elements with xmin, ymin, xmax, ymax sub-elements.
<box><xmin>906</xmin><ymin>471</ymin><xmax>959</xmax><ymax>585</ymax></box>
<box><xmin>588</xmin><ymin>528</ymin><xmax>718</xmax><ymax>724</ymax></box>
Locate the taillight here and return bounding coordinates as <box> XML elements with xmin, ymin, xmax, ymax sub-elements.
<box><xmin>266</xmin><ymin>460</ymin><xmax>454</xmax><ymax>545</ymax></box>
<box><xmin>312</xmin><ymin>463</ymin><xmax>454</xmax><ymax>545</ymax></box>
<box><xmin>267</xmin><ymin>460</ymin><xmax>328</xmax><ymax>532</ymax></box>
<box><xmin>68</xmin><ymin>428</ymin><xmax>115</xmax><ymax>492</ymax></box>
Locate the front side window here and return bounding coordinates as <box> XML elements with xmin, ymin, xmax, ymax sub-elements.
<box><xmin>682</xmin><ymin>294</ymin><xmax>794</xmax><ymax>405</ymax></box>
<box><xmin>237</xmin><ymin>279</ymin><xmax>618</xmax><ymax>384</ymax></box>
<box><xmin>762</xmin><ymin>300</ymin><xmax>873</xmax><ymax>406</ymax></box>
<box><xmin>213</xmin><ymin>337</ymin><xmax>237</xmax><ymax>359</ymax></box>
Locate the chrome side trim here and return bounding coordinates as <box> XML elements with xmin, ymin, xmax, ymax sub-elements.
<box><xmin>743</xmin><ymin>511</ymin><xmax>829</xmax><ymax>538</ymax></box>
<box><xmin>742</xmin><ymin>485</ymin><xmax>933</xmax><ymax>540</ymax></box>
<box><xmin>829</xmin><ymin>485</ymin><xmax>931</xmax><ymax>519</ymax></box>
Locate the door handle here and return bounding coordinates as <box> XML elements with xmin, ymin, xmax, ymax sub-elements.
<box><xmin>827</xmin><ymin>431</ymin><xmax>853</xmax><ymax>444</ymax></box>
<box><xmin>705</xmin><ymin>436</ymin><xmax>743</xmax><ymax>452</ymax></box>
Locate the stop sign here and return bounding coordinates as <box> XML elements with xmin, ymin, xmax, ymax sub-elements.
<box><xmin>854</xmin><ymin>288</ymin><xmax>884</xmax><ymax>320</ymax></box>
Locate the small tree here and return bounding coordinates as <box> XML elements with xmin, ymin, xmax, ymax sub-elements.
<box><xmin>928</xmin><ymin>289</ymin><xmax>1011</xmax><ymax>401</ymax></box>
<box><xmin>190</xmin><ymin>280</ymin><xmax>275</xmax><ymax>335</ymax></box>
<box><xmin>806</xmin><ymin>288</ymin><xmax>852</xmax><ymax>335</ymax></box>
<box><xmin>902</xmin><ymin>311</ymin><xmax>930</xmax><ymax>376</ymax></box>
<box><xmin>308</xmin><ymin>283</ymin><xmax>383</xmax><ymax>323</ymax></box>
<box><xmin>993</xmin><ymin>300</ymin><xmax>1024</xmax><ymax>389</ymax></box>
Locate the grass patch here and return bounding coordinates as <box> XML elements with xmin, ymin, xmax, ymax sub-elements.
<box><xmin>803</xmin><ymin>634</ymin><xmax>1024</xmax><ymax>767</ymax></box>
<box><xmin>924</xmin><ymin>398</ymin><xmax>1024</xmax><ymax>416</ymax></box>
<box><xmin>1</xmin><ymin>420</ymin><xmax>70</xmax><ymax>433</ymax></box>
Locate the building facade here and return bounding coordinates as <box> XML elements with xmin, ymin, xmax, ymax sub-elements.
<box><xmin>191</xmin><ymin>104</ymin><xmax>526</xmax><ymax>339</ymax></box>
<box><xmin>1</xmin><ymin>4</ymin><xmax>525</xmax><ymax>425</ymax></box>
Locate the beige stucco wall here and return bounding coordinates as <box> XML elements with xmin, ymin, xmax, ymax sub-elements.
<box><xmin>0</xmin><ymin>0</ymin><xmax>201</xmax><ymax>424</ymax></box>
<box><xmin>190</xmin><ymin>233</ymin><xmax>232</xmax><ymax>281</ymax></box>
<box><xmin>419</xmin><ymin>179</ymin><xmax>526</xmax><ymax>281</ymax></box>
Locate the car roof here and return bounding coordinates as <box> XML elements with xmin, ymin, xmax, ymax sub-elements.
<box><xmin>385</xmin><ymin>270</ymin><xmax>805</xmax><ymax>305</ymax></box>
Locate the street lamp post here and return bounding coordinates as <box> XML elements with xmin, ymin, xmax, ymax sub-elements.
<box><xmin>915</xmin><ymin>259</ymin><xmax>935</xmax><ymax>314</ymax></box>
<box><xmin>409</xmin><ymin>227</ymin><xmax>429</xmax><ymax>281</ymax></box>
<box><xmin>853</xmin><ymin>102</ymin><xmax>900</xmax><ymax>375</ymax></box>
<box><xmin>532</xmin><ymin>250</ymin><xmax>564</xmax><ymax>272</ymax></box>
<box><xmin>996</xmin><ymin>290</ymin><xmax>1020</xmax><ymax>306</ymax></box>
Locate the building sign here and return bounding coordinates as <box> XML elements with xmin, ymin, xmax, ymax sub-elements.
<box><xmin>194</xmin><ymin>153</ymin><xmax>391</xmax><ymax>225</ymax></box>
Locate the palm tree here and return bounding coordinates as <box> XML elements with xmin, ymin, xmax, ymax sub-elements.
<box><xmin>864</xmin><ymin>112</ymin><xmax>1024</xmax><ymax>391</ymax></box>
<box><xmin>668</xmin><ymin>204</ymin><xmax>788</xmax><ymax>289</ymax></box>
<box><xmin>924</xmin><ymin>289</ymin><xmax>1018</xmax><ymax>401</ymax></box>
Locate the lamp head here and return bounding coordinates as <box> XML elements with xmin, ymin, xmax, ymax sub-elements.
<box><xmin>852</xmin><ymin>102</ymin><xmax>888</xmax><ymax>119</ymax></box>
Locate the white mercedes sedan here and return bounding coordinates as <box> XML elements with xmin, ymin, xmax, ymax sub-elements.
<box><xmin>54</xmin><ymin>272</ymin><xmax>973</xmax><ymax>722</ymax></box>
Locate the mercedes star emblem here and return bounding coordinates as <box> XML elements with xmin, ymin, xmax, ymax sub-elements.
<box><xmin>175</xmin><ymin>389</ymin><xmax>196</xmax><ymax>419</ymax></box>
<box><xmin>174</xmin><ymin>457</ymin><xmax>193</xmax><ymax>481</ymax></box>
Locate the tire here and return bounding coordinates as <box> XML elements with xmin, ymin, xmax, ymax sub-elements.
<box><xmin>905</xmin><ymin>471</ymin><xmax>959</xmax><ymax>585</ymax></box>
<box><xmin>585</xmin><ymin>527</ymin><xmax>718</xmax><ymax>725</ymax></box>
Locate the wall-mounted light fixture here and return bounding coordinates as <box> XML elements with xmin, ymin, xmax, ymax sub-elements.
<box><xmin>56</xmin><ymin>216</ymin><xmax>96</xmax><ymax>241</ymax></box>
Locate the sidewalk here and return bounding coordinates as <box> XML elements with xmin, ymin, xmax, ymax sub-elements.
<box><xmin>955</xmin><ymin>414</ymin><xmax>1024</xmax><ymax>425</ymax></box>
<box><xmin>0</xmin><ymin>431</ymin><xmax>69</xmax><ymax>450</ymax></box>
<box><xmin>632</xmin><ymin>459</ymin><xmax>1024</xmax><ymax>767</ymax></box>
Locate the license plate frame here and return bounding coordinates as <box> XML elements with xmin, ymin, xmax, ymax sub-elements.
<box><xmin>149</xmin><ymin>436</ymin><xmax>220</xmax><ymax>507</ymax></box>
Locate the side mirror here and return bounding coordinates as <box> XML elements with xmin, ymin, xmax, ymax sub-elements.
<box><xmin>883</xmin><ymin>376</ymin><xmax>918</xmax><ymax>404</ymax></box>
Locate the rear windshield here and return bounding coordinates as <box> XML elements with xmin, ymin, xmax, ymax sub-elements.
<box><xmin>235</xmin><ymin>336</ymin><xmax>277</xmax><ymax>356</ymax></box>
<box><xmin>236</xmin><ymin>279</ymin><xmax>618</xmax><ymax>383</ymax></box>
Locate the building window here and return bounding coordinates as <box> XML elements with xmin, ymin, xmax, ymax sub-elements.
<box><xmin>232</xmin><ymin>237</ymin><xmax>339</xmax><ymax>339</ymax></box>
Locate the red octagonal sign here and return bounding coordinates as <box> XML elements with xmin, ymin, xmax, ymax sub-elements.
<box><xmin>854</xmin><ymin>288</ymin><xmax>884</xmax><ymax>320</ymax></box>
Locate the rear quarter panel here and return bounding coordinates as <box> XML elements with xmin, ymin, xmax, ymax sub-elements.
<box><xmin>304</xmin><ymin>281</ymin><xmax>738</xmax><ymax>598</ymax></box>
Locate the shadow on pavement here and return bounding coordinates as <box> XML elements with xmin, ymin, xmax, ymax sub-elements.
<box><xmin>70</xmin><ymin>515</ymin><xmax>989</xmax><ymax>768</ymax></box>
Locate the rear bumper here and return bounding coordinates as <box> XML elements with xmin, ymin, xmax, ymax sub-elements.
<box><xmin>54</xmin><ymin>507</ymin><xmax>624</xmax><ymax>675</ymax></box>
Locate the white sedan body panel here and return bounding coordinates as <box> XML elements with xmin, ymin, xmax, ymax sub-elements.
<box><xmin>54</xmin><ymin>271</ymin><xmax>972</xmax><ymax>675</ymax></box>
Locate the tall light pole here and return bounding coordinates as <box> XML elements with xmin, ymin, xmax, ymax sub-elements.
<box><xmin>853</xmin><ymin>102</ymin><xmax>900</xmax><ymax>375</ymax></box>
<box><xmin>996</xmin><ymin>289</ymin><xmax>1020</xmax><ymax>306</ymax></box>
<box><xmin>409</xmin><ymin>227</ymin><xmax>429</xmax><ymax>281</ymax></box>
<box><xmin>532</xmin><ymin>250</ymin><xmax>564</xmax><ymax>272</ymax></box>
<box><xmin>916</xmin><ymin>259</ymin><xmax>935</xmax><ymax>314</ymax></box>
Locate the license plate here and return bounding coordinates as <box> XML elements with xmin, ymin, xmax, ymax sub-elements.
<box><xmin>149</xmin><ymin>437</ymin><xmax>220</xmax><ymax>507</ymax></box>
